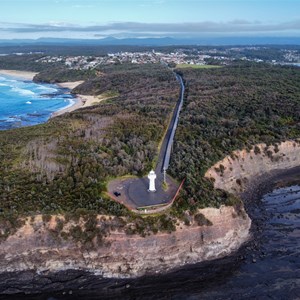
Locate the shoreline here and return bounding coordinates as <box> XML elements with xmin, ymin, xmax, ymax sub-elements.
<box><xmin>0</xmin><ymin>172</ymin><xmax>297</xmax><ymax>297</ymax></box>
<box><xmin>0</xmin><ymin>70</ymin><xmax>84</xmax><ymax>119</ymax></box>
<box><xmin>52</xmin><ymin>81</ymin><xmax>106</xmax><ymax>117</ymax></box>
<box><xmin>50</xmin><ymin>94</ymin><xmax>104</xmax><ymax>118</ymax></box>
<box><xmin>50</xmin><ymin>96</ymin><xmax>84</xmax><ymax>118</ymax></box>
<box><xmin>0</xmin><ymin>168</ymin><xmax>299</xmax><ymax>296</ymax></box>
<box><xmin>0</xmin><ymin>71</ymin><xmax>100</xmax><ymax>119</ymax></box>
<box><xmin>0</xmin><ymin>69</ymin><xmax>38</xmax><ymax>80</ymax></box>
<box><xmin>0</xmin><ymin>140</ymin><xmax>299</xmax><ymax>294</ymax></box>
<box><xmin>0</xmin><ymin>205</ymin><xmax>250</xmax><ymax>281</ymax></box>
<box><xmin>241</xmin><ymin>166</ymin><xmax>300</xmax><ymax>204</ymax></box>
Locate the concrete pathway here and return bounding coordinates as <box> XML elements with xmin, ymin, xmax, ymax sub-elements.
<box><xmin>107</xmin><ymin>74</ymin><xmax>185</xmax><ymax>210</ymax></box>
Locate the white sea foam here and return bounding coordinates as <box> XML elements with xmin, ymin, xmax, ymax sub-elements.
<box><xmin>54</xmin><ymin>98</ymin><xmax>75</xmax><ymax>112</ymax></box>
<box><xmin>6</xmin><ymin>116</ymin><xmax>21</xmax><ymax>122</ymax></box>
<box><xmin>0</xmin><ymin>75</ymin><xmax>17</xmax><ymax>83</ymax></box>
<box><xmin>36</xmin><ymin>85</ymin><xmax>58</xmax><ymax>93</ymax></box>
<box><xmin>0</xmin><ymin>77</ymin><xmax>73</xmax><ymax>129</ymax></box>
<box><xmin>0</xmin><ymin>82</ymin><xmax>15</xmax><ymax>88</ymax></box>
<box><xmin>5</xmin><ymin>79</ymin><xmax>17</xmax><ymax>83</ymax></box>
<box><xmin>11</xmin><ymin>87</ymin><xmax>36</xmax><ymax>97</ymax></box>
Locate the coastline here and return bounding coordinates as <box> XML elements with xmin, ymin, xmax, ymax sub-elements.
<box><xmin>0</xmin><ymin>162</ymin><xmax>298</xmax><ymax>298</ymax></box>
<box><xmin>0</xmin><ymin>69</ymin><xmax>38</xmax><ymax>80</ymax></box>
<box><xmin>241</xmin><ymin>165</ymin><xmax>300</xmax><ymax>204</ymax></box>
<box><xmin>0</xmin><ymin>164</ymin><xmax>299</xmax><ymax>295</ymax></box>
<box><xmin>0</xmin><ymin>205</ymin><xmax>251</xmax><ymax>280</ymax></box>
<box><xmin>0</xmin><ymin>70</ymin><xmax>100</xmax><ymax>119</ymax></box>
<box><xmin>50</xmin><ymin>93</ymin><xmax>104</xmax><ymax>118</ymax></box>
<box><xmin>50</xmin><ymin>96</ymin><xmax>84</xmax><ymax>118</ymax></box>
<box><xmin>52</xmin><ymin>81</ymin><xmax>105</xmax><ymax>117</ymax></box>
<box><xmin>0</xmin><ymin>137</ymin><xmax>299</xmax><ymax>294</ymax></box>
<box><xmin>205</xmin><ymin>140</ymin><xmax>300</xmax><ymax>197</ymax></box>
<box><xmin>0</xmin><ymin>70</ymin><xmax>84</xmax><ymax>120</ymax></box>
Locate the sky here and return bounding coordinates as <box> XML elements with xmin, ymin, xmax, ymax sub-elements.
<box><xmin>0</xmin><ymin>0</ymin><xmax>299</xmax><ymax>39</ymax></box>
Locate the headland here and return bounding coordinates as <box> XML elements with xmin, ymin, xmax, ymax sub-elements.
<box><xmin>1</xmin><ymin>139</ymin><xmax>300</xmax><ymax>283</ymax></box>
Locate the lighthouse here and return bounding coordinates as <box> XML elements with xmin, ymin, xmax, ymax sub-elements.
<box><xmin>148</xmin><ymin>170</ymin><xmax>157</xmax><ymax>192</ymax></box>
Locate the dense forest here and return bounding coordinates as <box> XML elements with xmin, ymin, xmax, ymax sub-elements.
<box><xmin>0</xmin><ymin>61</ymin><xmax>299</xmax><ymax>243</ymax></box>
<box><xmin>169</xmin><ymin>62</ymin><xmax>300</xmax><ymax>214</ymax></box>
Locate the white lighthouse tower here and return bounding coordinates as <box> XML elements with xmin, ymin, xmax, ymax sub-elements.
<box><xmin>148</xmin><ymin>170</ymin><xmax>157</xmax><ymax>192</ymax></box>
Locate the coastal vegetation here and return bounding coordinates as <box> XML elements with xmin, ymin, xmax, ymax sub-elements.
<box><xmin>0</xmin><ymin>60</ymin><xmax>299</xmax><ymax>242</ymax></box>
<box><xmin>169</xmin><ymin>62</ymin><xmax>300</xmax><ymax>214</ymax></box>
<box><xmin>0</xmin><ymin>54</ymin><xmax>56</xmax><ymax>72</ymax></box>
<box><xmin>34</xmin><ymin>67</ymin><xmax>96</xmax><ymax>83</ymax></box>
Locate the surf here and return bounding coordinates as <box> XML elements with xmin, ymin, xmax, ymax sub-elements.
<box><xmin>0</xmin><ymin>74</ymin><xmax>74</xmax><ymax>130</ymax></box>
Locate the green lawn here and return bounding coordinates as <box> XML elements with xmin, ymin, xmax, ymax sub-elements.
<box><xmin>176</xmin><ymin>64</ymin><xmax>222</xmax><ymax>69</ymax></box>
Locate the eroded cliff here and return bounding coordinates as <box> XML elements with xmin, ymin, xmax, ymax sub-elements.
<box><xmin>205</xmin><ymin>140</ymin><xmax>300</xmax><ymax>196</ymax></box>
<box><xmin>2</xmin><ymin>140</ymin><xmax>300</xmax><ymax>282</ymax></box>
<box><xmin>0</xmin><ymin>206</ymin><xmax>250</xmax><ymax>279</ymax></box>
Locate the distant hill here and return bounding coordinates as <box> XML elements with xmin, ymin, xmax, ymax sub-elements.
<box><xmin>0</xmin><ymin>36</ymin><xmax>300</xmax><ymax>46</ymax></box>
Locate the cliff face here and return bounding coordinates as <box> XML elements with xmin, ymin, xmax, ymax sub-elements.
<box><xmin>2</xmin><ymin>140</ymin><xmax>299</xmax><ymax>283</ymax></box>
<box><xmin>0</xmin><ymin>206</ymin><xmax>250</xmax><ymax>279</ymax></box>
<box><xmin>205</xmin><ymin>140</ymin><xmax>300</xmax><ymax>196</ymax></box>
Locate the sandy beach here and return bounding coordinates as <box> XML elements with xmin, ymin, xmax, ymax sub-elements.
<box><xmin>50</xmin><ymin>97</ymin><xmax>84</xmax><ymax>118</ymax></box>
<box><xmin>0</xmin><ymin>71</ymin><xmax>104</xmax><ymax>118</ymax></box>
<box><xmin>52</xmin><ymin>81</ymin><xmax>109</xmax><ymax>117</ymax></box>
<box><xmin>0</xmin><ymin>69</ymin><xmax>38</xmax><ymax>80</ymax></box>
<box><xmin>51</xmin><ymin>93</ymin><xmax>107</xmax><ymax>117</ymax></box>
<box><xmin>51</xmin><ymin>79</ymin><xmax>114</xmax><ymax>117</ymax></box>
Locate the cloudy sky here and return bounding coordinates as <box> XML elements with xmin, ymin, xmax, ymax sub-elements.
<box><xmin>0</xmin><ymin>0</ymin><xmax>299</xmax><ymax>39</ymax></box>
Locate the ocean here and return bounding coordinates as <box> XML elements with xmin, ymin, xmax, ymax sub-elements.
<box><xmin>0</xmin><ymin>74</ymin><xmax>75</xmax><ymax>130</ymax></box>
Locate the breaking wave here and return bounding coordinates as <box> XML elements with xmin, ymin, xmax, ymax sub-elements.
<box><xmin>11</xmin><ymin>87</ymin><xmax>36</xmax><ymax>97</ymax></box>
<box><xmin>0</xmin><ymin>74</ymin><xmax>75</xmax><ymax>130</ymax></box>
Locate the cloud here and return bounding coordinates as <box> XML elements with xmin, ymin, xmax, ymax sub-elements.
<box><xmin>0</xmin><ymin>20</ymin><xmax>299</xmax><ymax>37</ymax></box>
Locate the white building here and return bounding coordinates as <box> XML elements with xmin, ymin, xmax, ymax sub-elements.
<box><xmin>148</xmin><ymin>170</ymin><xmax>157</xmax><ymax>192</ymax></box>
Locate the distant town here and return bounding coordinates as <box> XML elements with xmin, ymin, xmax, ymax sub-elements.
<box><xmin>0</xmin><ymin>46</ymin><xmax>299</xmax><ymax>74</ymax></box>
<box><xmin>29</xmin><ymin>47</ymin><xmax>300</xmax><ymax>70</ymax></box>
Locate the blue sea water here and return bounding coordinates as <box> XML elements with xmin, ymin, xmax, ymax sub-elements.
<box><xmin>0</xmin><ymin>74</ymin><xmax>75</xmax><ymax>130</ymax></box>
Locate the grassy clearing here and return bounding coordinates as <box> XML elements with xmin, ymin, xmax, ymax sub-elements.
<box><xmin>176</xmin><ymin>64</ymin><xmax>222</xmax><ymax>69</ymax></box>
<box><xmin>101</xmin><ymin>90</ymin><xmax>120</xmax><ymax>98</ymax></box>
